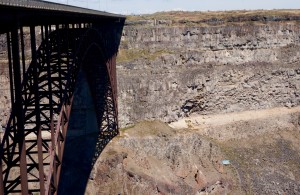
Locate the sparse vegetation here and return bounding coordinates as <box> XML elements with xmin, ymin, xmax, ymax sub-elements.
<box><xmin>216</xmin><ymin>131</ymin><xmax>300</xmax><ymax>194</ymax></box>
<box><xmin>117</xmin><ymin>49</ymin><xmax>174</xmax><ymax>63</ymax></box>
<box><xmin>126</xmin><ymin>10</ymin><xmax>300</xmax><ymax>27</ymax></box>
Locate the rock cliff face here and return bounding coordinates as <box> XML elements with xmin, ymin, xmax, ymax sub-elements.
<box><xmin>1</xmin><ymin>10</ymin><xmax>300</xmax><ymax>194</ymax></box>
<box><xmin>85</xmin><ymin>11</ymin><xmax>300</xmax><ymax>195</ymax></box>
<box><xmin>117</xmin><ymin>12</ymin><xmax>300</xmax><ymax>127</ymax></box>
<box><xmin>0</xmin><ymin>71</ymin><xmax>10</xmax><ymax>128</ymax></box>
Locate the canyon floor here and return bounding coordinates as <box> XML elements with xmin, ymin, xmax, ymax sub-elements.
<box><xmin>86</xmin><ymin>106</ymin><xmax>300</xmax><ymax>194</ymax></box>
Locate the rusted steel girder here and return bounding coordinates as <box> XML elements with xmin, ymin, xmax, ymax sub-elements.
<box><xmin>0</xmin><ymin>8</ymin><xmax>125</xmax><ymax>194</ymax></box>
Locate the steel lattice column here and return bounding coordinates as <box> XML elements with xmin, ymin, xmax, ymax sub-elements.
<box><xmin>0</xmin><ymin>6</ymin><xmax>125</xmax><ymax>192</ymax></box>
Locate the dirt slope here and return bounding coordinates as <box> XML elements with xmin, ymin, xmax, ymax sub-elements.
<box><xmin>86</xmin><ymin>106</ymin><xmax>300</xmax><ymax>194</ymax></box>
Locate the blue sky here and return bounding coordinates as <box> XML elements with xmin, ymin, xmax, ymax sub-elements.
<box><xmin>46</xmin><ymin>0</ymin><xmax>300</xmax><ymax>14</ymax></box>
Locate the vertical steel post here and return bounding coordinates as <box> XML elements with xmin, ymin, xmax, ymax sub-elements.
<box><xmin>6</xmin><ymin>33</ymin><xmax>15</xmax><ymax>117</ymax></box>
<box><xmin>112</xmin><ymin>54</ymin><xmax>118</xmax><ymax>119</ymax></box>
<box><xmin>30</xmin><ymin>25</ymin><xmax>45</xmax><ymax>195</ymax></box>
<box><xmin>41</xmin><ymin>26</ymin><xmax>44</xmax><ymax>43</ymax></box>
<box><xmin>51</xmin><ymin>118</ymin><xmax>57</xmax><ymax>195</ymax></box>
<box><xmin>45</xmin><ymin>25</ymin><xmax>53</xmax><ymax>119</ymax></box>
<box><xmin>65</xmin><ymin>24</ymin><xmax>70</xmax><ymax>80</ymax></box>
<box><xmin>56</xmin><ymin>24</ymin><xmax>63</xmax><ymax>100</ymax></box>
<box><xmin>20</xmin><ymin>27</ymin><xmax>26</xmax><ymax>80</ymax></box>
<box><xmin>11</xmin><ymin>25</ymin><xmax>29</xmax><ymax>194</ymax></box>
<box><xmin>45</xmin><ymin>25</ymin><xmax>58</xmax><ymax>193</ymax></box>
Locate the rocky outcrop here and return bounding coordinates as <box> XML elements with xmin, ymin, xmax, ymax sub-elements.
<box><xmin>86</xmin><ymin>120</ymin><xmax>238</xmax><ymax>194</ymax></box>
<box><xmin>87</xmin><ymin>107</ymin><xmax>300</xmax><ymax>195</ymax></box>
<box><xmin>0</xmin><ymin>70</ymin><xmax>10</xmax><ymax>128</ymax></box>
<box><xmin>117</xmin><ymin>16</ymin><xmax>300</xmax><ymax>127</ymax></box>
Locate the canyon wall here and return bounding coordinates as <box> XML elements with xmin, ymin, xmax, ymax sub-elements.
<box><xmin>0</xmin><ymin>11</ymin><xmax>300</xmax><ymax>194</ymax></box>
<box><xmin>117</xmin><ymin>17</ymin><xmax>300</xmax><ymax>127</ymax></box>
<box><xmin>1</xmin><ymin>18</ymin><xmax>299</xmax><ymax>129</ymax></box>
<box><xmin>88</xmin><ymin>14</ymin><xmax>300</xmax><ymax>194</ymax></box>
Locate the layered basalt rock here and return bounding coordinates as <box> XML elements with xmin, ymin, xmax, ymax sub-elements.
<box><xmin>117</xmin><ymin>12</ymin><xmax>300</xmax><ymax>127</ymax></box>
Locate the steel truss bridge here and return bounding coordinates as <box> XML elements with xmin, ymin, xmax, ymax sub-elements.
<box><xmin>0</xmin><ymin>1</ymin><xmax>125</xmax><ymax>194</ymax></box>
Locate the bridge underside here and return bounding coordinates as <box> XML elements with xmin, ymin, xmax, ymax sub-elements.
<box><xmin>0</xmin><ymin>2</ymin><xmax>125</xmax><ymax>194</ymax></box>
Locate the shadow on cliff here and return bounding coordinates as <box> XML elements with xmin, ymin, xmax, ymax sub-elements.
<box><xmin>57</xmin><ymin>24</ymin><xmax>123</xmax><ymax>194</ymax></box>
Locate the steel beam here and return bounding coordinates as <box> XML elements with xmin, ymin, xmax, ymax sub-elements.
<box><xmin>11</xmin><ymin>24</ymin><xmax>29</xmax><ymax>194</ymax></box>
<box><xmin>30</xmin><ymin>25</ymin><xmax>46</xmax><ymax>195</ymax></box>
<box><xmin>0</xmin><ymin>5</ymin><xmax>125</xmax><ymax>193</ymax></box>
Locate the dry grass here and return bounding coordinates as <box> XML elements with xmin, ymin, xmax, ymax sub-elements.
<box><xmin>127</xmin><ymin>9</ymin><xmax>300</xmax><ymax>21</ymax></box>
<box><xmin>126</xmin><ymin>9</ymin><xmax>300</xmax><ymax>26</ymax></box>
<box><xmin>117</xmin><ymin>48</ymin><xmax>174</xmax><ymax>63</ymax></box>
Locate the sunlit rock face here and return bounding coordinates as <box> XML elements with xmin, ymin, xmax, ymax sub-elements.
<box><xmin>95</xmin><ymin>12</ymin><xmax>300</xmax><ymax>194</ymax></box>
<box><xmin>117</xmin><ymin>12</ymin><xmax>300</xmax><ymax>127</ymax></box>
<box><xmin>86</xmin><ymin>111</ymin><xmax>300</xmax><ymax>195</ymax></box>
<box><xmin>86</xmin><ymin>121</ymin><xmax>238</xmax><ymax>195</ymax></box>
